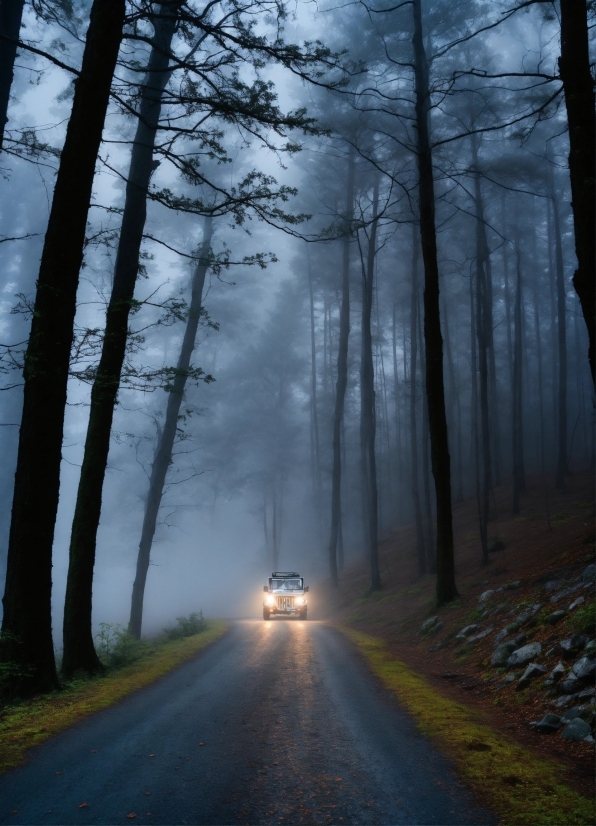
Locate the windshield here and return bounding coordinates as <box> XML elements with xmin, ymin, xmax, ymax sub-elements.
<box><xmin>271</xmin><ymin>578</ymin><xmax>302</xmax><ymax>590</ymax></box>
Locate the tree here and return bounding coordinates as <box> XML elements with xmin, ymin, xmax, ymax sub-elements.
<box><xmin>412</xmin><ymin>0</ymin><xmax>457</xmax><ymax>604</ymax></box>
<box><xmin>0</xmin><ymin>0</ymin><xmax>125</xmax><ymax>697</ymax></box>
<box><xmin>328</xmin><ymin>147</ymin><xmax>354</xmax><ymax>587</ymax></box>
<box><xmin>128</xmin><ymin>217</ymin><xmax>213</xmax><ymax>639</ymax></box>
<box><xmin>0</xmin><ymin>0</ymin><xmax>25</xmax><ymax>149</ymax></box>
<box><xmin>62</xmin><ymin>0</ymin><xmax>183</xmax><ymax>677</ymax></box>
<box><xmin>558</xmin><ymin>0</ymin><xmax>595</xmax><ymax>386</ymax></box>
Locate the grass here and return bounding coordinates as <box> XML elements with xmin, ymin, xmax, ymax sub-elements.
<box><xmin>338</xmin><ymin>626</ymin><xmax>594</xmax><ymax>826</ymax></box>
<box><xmin>0</xmin><ymin>620</ymin><xmax>228</xmax><ymax>775</ymax></box>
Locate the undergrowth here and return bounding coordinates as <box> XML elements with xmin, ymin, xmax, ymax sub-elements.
<box><xmin>339</xmin><ymin>626</ymin><xmax>594</xmax><ymax>826</ymax></box>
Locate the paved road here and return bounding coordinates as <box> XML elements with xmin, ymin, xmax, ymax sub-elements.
<box><xmin>0</xmin><ymin>621</ymin><xmax>495</xmax><ymax>825</ymax></box>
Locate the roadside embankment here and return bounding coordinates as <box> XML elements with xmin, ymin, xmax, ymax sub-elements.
<box><xmin>0</xmin><ymin>620</ymin><xmax>228</xmax><ymax>774</ymax></box>
<box><xmin>340</xmin><ymin>626</ymin><xmax>594</xmax><ymax>826</ymax></box>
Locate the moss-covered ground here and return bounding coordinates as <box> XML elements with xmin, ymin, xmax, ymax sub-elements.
<box><xmin>340</xmin><ymin>626</ymin><xmax>594</xmax><ymax>826</ymax></box>
<box><xmin>0</xmin><ymin>620</ymin><xmax>228</xmax><ymax>775</ymax></box>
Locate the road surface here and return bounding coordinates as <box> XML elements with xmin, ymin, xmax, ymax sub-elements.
<box><xmin>0</xmin><ymin>621</ymin><xmax>495</xmax><ymax>825</ymax></box>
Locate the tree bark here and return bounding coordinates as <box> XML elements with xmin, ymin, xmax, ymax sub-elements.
<box><xmin>412</xmin><ymin>0</ymin><xmax>457</xmax><ymax>604</ymax></box>
<box><xmin>558</xmin><ymin>0</ymin><xmax>595</xmax><ymax>385</ymax></box>
<box><xmin>360</xmin><ymin>177</ymin><xmax>381</xmax><ymax>591</ymax></box>
<box><xmin>328</xmin><ymin>148</ymin><xmax>354</xmax><ymax>587</ymax></box>
<box><xmin>409</xmin><ymin>228</ymin><xmax>426</xmax><ymax>575</ymax></box>
<box><xmin>0</xmin><ymin>0</ymin><xmax>124</xmax><ymax>697</ymax></box>
<box><xmin>512</xmin><ymin>227</ymin><xmax>524</xmax><ymax>514</ymax></box>
<box><xmin>0</xmin><ymin>0</ymin><xmax>25</xmax><ymax>149</ymax></box>
<box><xmin>548</xmin><ymin>171</ymin><xmax>568</xmax><ymax>491</ymax></box>
<box><xmin>128</xmin><ymin>218</ymin><xmax>213</xmax><ymax>639</ymax></box>
<box><xmin>62</xmin><ymin>3</ymin><xmax>180</xmax><ymax>675</ymax></box>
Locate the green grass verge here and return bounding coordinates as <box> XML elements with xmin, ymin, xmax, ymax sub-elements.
<box><xmin>338</xmin><ymin>626</ymin><xmax>594</xmax><ymax>826</ymax></box>
<box><xmin>0</xmin><ymin>620</ymin><xmax>228</xmax><ymax>775</ymax></box>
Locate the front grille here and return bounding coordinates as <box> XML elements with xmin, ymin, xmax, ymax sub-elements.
<box><xmin>276</xmin><ymin>596</ymin><xmax>294</xmax><ymax>610</ymax></box>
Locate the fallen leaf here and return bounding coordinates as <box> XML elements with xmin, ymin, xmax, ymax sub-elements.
<box><xmin>144</xmin><ymin>792</ymin><xmax>151</xmax><ymax>797</ymax></box>
<box><xmin>10</xmin><ymin>810</ymin><xmax>18</xmax><ymax>814</ymax></box>
<box><xmin>126</xmin><ymin>814</ymin><xmax>137</xmax><ymax>820</ymax></box>
<box><xmin>198</xmin><ymin>742</ymin><xmax>204</xmax><ymax>746</ymax></box>
<box><xmin>91</xmin><ymin>750</ymin><xmax>98</xmax><ymax>754</ymax></box>
<box><xmin>148</xmin><ymin>754</ymin><xmax>155</xmax><ymax>758</ymax></box>
<box><xmin>55</xmin><ymin>771</ymin><xmax>62</xmax><ymax>775</ymax></box>
<box><xmin>79</xmin><ymin>802</ymin><xmax>88</xmax><ymax>808</ymax></box>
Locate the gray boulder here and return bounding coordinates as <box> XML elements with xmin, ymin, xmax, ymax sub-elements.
<box><xmin>561</xmin><ymin>717</ymin><xmax>592</xmax><ymax>741</ymax></box>
<box><xmin>561</xmin><ymin>706</ymin><xmax>583</xmax><ymax>723</ymax></box>
<box><xmin>560</xmin><ymin>635</ymin><xmax>589</xmax><ymax>658</ymax></box>
<box><xmin>479</xmin><ymin>589</ymin><xmax>495</xmax><ymax>604</ymax></box>
<box><xmin>530</xmin><ymin>713</ymin><xmax>562</xmax><ymax>733</ymax></box>
<box><xmin>516</xmin><ymin>663</ymin><xmax>547</xmax><ymax>690</ymax></box>
<box><xmin>456</xmin><ymin>624</ymin><xmax>479</xmax><ymax>640</ymax></box>
<box><xmin>419</xmin><ymin>615</ymin><xmax>439</xmax><ymax>635</ymax></box>
<box><xmin>491</xmin><ymin>641</ymin><xmax>517</xmax><ymax>667</ymax></box>
<box><xmin>569</xmin><ymin>595</ymin><xmax>585</xmax><ymax>611</ymax></box>
<box><xmin>550</xmin><ymin>662</ymin><xmax>566</xmax><ymax>683</ymax></box>
<box><xmin>584</xmin><ymin>640</ymin><xmax>596</xmax><ymax>657</ymax></box>
<box><xmin>559</xmin><ymin>675</ymin><xmax>583</xmax><ymax>695</ymax></box>
<box><xmin>468</xmin><ymin>626</ymin><xmax>494</xmax><ymax>643</ymax></box>
<box><xmin>506</xmin><ymin>642</ymin><xmax>542</xmax><ymax>668</ymax></box>
<box><xmin>493</xmin><ymin>629</ymin><xmax>509</xmax><ymax>648</ymax></box>
<box><xmin>581</xmin><ymin>564</ymin><xmax>596</xmax><ymax>583</ymax></box>
<box><xmin>572</xmin><ymin>656</ymin><xmax>596</xmax><ymax>682</ymax></box>
<box><xmin>548</xmin><ymin>610</ymin><xmax>566</xmax><ymax>625</ymax></box>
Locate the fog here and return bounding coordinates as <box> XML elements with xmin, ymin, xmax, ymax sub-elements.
<box><xmin>0</xmin><ymin>0</ymin><xmax>593</xmax><ymax>669</ymax></box>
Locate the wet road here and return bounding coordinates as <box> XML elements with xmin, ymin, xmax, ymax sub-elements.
<box><xmin>0</xmin><ymin>621</ymin><xmax>495</xmax><ymax>825</ymax></box>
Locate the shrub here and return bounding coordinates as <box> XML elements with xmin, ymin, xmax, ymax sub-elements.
<box><xmin>95</xmin><ymin>623</ymin><xmax>151</xmax><ymax>668</ymax></box>
<box><xmin>163</xmin><ymin>611</ymin><xmax>206</xmax><ymax>640</ymax></box>
<box><xmin>569</xmin><ymin>602</ymin><xmax>595</xmax><ymax>635</ymax></box>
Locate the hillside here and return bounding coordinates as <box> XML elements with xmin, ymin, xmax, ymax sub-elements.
<box><xmin>317</xmin><ymin>470</ymin><xmax>595</xmax><ymax>799</ymax></box>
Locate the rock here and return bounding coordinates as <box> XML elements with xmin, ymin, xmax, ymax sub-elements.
<box><xmin>559</xmin><ymin>675</ymin><xmax>583</xmax><ymax>695</ymax></box>
<box><xmin>530</xmin><ymin>713</ymin><xmax>562</xmax><ymax>733</ymax></box>
<box><xmin>467</xmin><ymin>626</ymin><xmax>494</xmax><ymax>643</ymax></box>
<box><xmin>552</xmin><ymin>694</ymin><xmax>578</xmax><ymax>709</ymax></box>
<box><xmin>516</xmin><ymin>663</ymin><xmax>548</xmax><ymax>690</ymax></box>
<box><xmin>493</xmin><ymin>629</ymin><xmax>509</xmax><ymax>648</ymax></box>
<box><xmin>551</xmin><ymin>662</ymin><xmax>566</xmax><ymax>683</ymax></box>
<box><xmin>479</xmin><ymin>589</ymin><xmax>495</xmax><ymax>604</ymax></box>
<box><xmin>419</xmin><ymin>615</ymin><xmax>439</xmax><ymax>635</ymax></box>
<box><xmin>569</xmin><ymin>596</ymin><xmax>585</xmax><ymax>611</ymax></box>
<box><xmin>502</xmin><ymin>672</ymin><xmax>516</xmax><ymax>683</ymax></box>
<box><xmin>514</xmin><ymin>633</ymin><xmax>528</xmax><ymax>646</ymax></box>
<box><xmin>581</xmin><ymin>564</ymin><xmax>596</xmax><ymax>583</ymax></box>
<box><xmin>428</xmin><ymin>638</ymin><xmax>450</xmax><ymax>652</ymax></box>
<box><xmin>428</xmin><ymin>620</ymin><xmax>445</xmax><ymax>637</ymax></box>
<box><xmin>544</xmin><ymin>580</ymin><xmax>564</xmax><ymax>593</ymax></box>
<box><xmin>561</xmin><ymin>706</ymin><xmax>583</xmax><ymax>723</ymax></box>
<box><xmin>561</xmin><ymin>717</ymin><xmax>592</xmax><ymax>741</ymax></box>
<box><xmin>560</xmin><ymin>635</ymin><xmax>589</xmax><ymax>658</ymax></box>
<box><xmin>548</xmin><ymin>610</ymin><xmax>566</xmax><ymax>625</ymax></box>
<box><xmin>456</xmin><ymin>624</ymin><xmax>480</xmax><ymax>640</ymax></box>
<box><xmin>572</xmin><ymin>656</ymin><xmax>596</xmax><ymax>682</ymax></box>
<box><xmin>583</xmin><ymin>641</ymin><xmax>596</xmax><ymax>657</ymax></box>
<box><xmin>491</xmin><ymin>642</ymin><xmax>517</xmax><ymax>667</ymax></box>
<box><xmin>550</xmin><ymin>584</ymin><xmax>582</xmax><ymax>604</ymax></box>
<box><xmin>577</xmin><ymin>687</ymin><xmax>596</xmax><ymax>701</ymax></box>
<box><xmin>506</xmin><ymin>642</ymin><xmax>542</xmax><ymax>668</ymax></box>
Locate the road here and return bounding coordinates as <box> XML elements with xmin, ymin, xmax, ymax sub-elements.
<box><xmin>0</xmin><ymin>621</ymin><xmax>495</xmax><ymax>825</ymax></box>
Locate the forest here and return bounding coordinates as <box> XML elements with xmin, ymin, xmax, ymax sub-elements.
<box><xmin>0</xmin><ymin>0</ymin><xmax>593</xmax><ymax>698</ymax></box>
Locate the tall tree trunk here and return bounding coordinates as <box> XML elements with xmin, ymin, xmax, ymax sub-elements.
<box><xmin>360</xmin><ymin>178</ymin><xmax>381</xmax><ymax>591</ymax></box>
<box><xmin>442</xmin><ymin>298</ymin><xmax>463</xmax><ymax>501</ymax></box>
<box><xmin>418</xmin><ymin>305</ymin><xmax>435</xmax><ymax>573</ymax></box>
<box><xmin>558</xmin><ymin>0</ymin><xmax>595</xmax><ymax>385</ymax></box>
<box><xmin>472</xmin><ymin>147</ymin><xmax>491</xmax><ymax>566</ymax></box>
<box><xmin>0</xmin><ymin>0</ymin><xmax>125</xmax><ymax>697</ymax></box>
<box><xmin>470</xmin><ymin>272</ymin><xmax>481</xmax><ymax>540</ymax></box>
<box><xmin>128</xmin><ymin>218</ymin><xmax>213</xmax><ymax>640</ymax></box>
<box><xmin>308</xmin><ymin>255</ymin><xmax>322</xmax><ymax>500</ymax></box>
<box><xmin>328</xmin><ymin>148</ymin><xmax>354</xmax><ymax>587</ymax></box>
<box><xmin>409</xmin><ymin>228</ymin><xmax>426</xmax><ymax>575</ymax></box>
<box><xmin>501</xmin><ymin>193</ymin><xmax>514</xmax><ymax>390</ymax></box>
<box><xmin>0</xmin><ymin>0</ymin><xmax>25</xmax><ymax>150</ymax></box>
<box><xmin>62</xmin><ymin>3</ymin><xmax>180</xmax><ymax>675</ymax></box>
<box><xmin>512</xmin><ymin>228</ymin><xmax>524</xmax><ymax>514</ymax></box>
<box><xmin>412</xmin><ymin>0</ymin><xmax>457</xmax><ymax>604</ymax></box>
<box><xmin>548</xmin><ymin>172</ymin><xmax>568</xmax><ymax>490</ymax></box>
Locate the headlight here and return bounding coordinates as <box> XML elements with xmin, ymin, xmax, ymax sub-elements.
<box><xmin>266</xmin><ymin>595</ymin><xmax>275</xmax><ymax>606</ymax></box>
<box><xmin>296</xmin><ymin>597</ymin><xmax>305</xmax><ymax>605</ymax></box>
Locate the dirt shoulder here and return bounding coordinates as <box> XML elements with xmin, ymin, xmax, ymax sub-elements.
<box><xmin>317</xmin><ymin>471</ymin><xmax>595</xmax><ymax>801</ymax></box>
